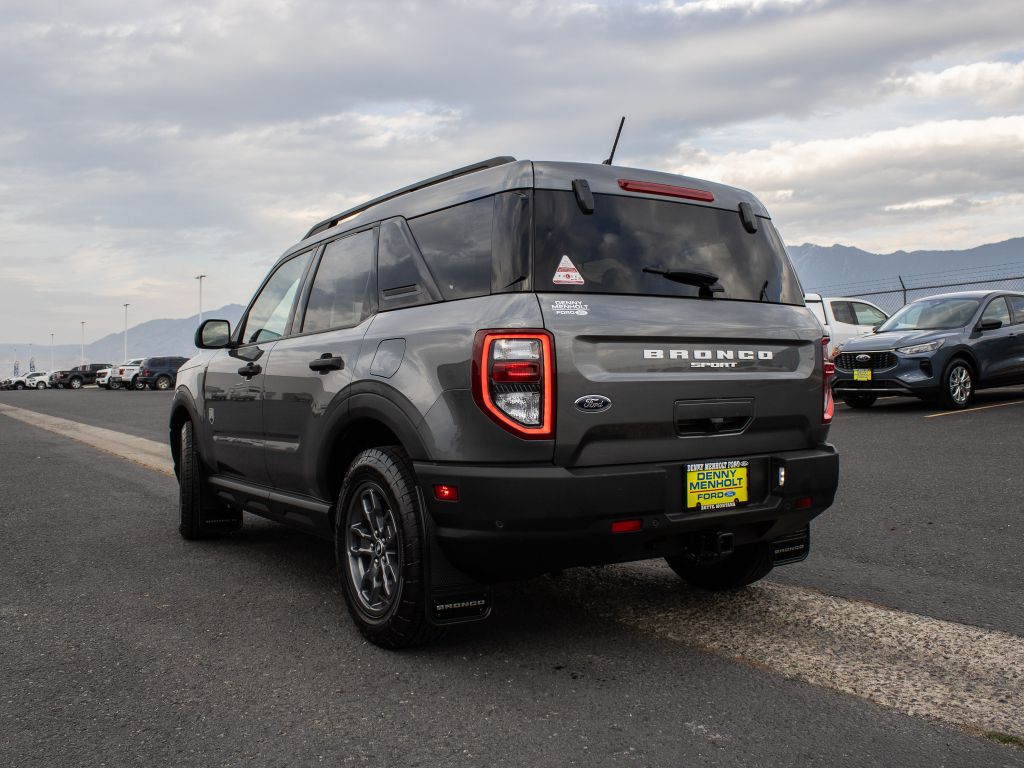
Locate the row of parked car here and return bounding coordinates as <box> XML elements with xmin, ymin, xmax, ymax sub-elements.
<box><xmin>0</xmin><ymin>357</ymin><xmax>188</xmax><ymax>391</ymax></box>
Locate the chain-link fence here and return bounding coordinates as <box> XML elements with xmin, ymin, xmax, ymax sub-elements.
<box><xmin>808</xmin><ymin>264</ymin><xmax>1024</xmax><ymax>315</ymax></box>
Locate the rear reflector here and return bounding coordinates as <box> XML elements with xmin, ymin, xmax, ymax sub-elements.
<box><xmin>433</xmin><ymin>484</ymin><xmax>459</xmax><ymax>502</ymax></box>
<box><xmin>617</xmin><ymin>179</ymin><xmax>715</xmax><ymax>202</ymax></box>
<box><xmin>611</xmin><ymin>519</ymin><xmax>643</xmax><ymax>534</ymax></box>
<box><xmin>794</xmin><ymin>496</ymin><xmax>813</xmax><ymax>510</ymax></box>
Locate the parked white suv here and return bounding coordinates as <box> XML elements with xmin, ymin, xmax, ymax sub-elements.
<box><xmin>805</xmin><ymin>294</ymin><xmax>888</xmax><ymax>357</ymax></box>
<box><xmin>9</xmin><ymin>371</ymin><xmax>49</xmax><ymax>390</ymax></box>
<box><xmin>110</xmin><ymin>358</ymin><xmax>145</xmax><ymax>391</ymax></box>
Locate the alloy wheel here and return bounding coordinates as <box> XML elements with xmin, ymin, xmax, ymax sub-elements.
<box><xmin>949</xmin><ymin>365</ymin><xmax>972</xmax><ymax>406</ymax></box>
<box><xmin>346</xmin><ymin>483</ymin><xmax>402</xmax><ymax>616</ymax></box>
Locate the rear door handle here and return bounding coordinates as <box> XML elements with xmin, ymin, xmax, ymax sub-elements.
<box><xmin>237</xmin><ymin>363</ymin><xmax>262</xmax><ymax>378</ymax></box>
<box><xmin>309</xmin><ymin>354</ymin><xmax>345</xmax><ymax>373</ymax></box>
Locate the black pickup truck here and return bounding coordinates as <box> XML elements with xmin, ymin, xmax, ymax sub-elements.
<box><xmin>50</xmin><ymin>363</ymin><xmax>113</xmax><ymax>389</ymax></box>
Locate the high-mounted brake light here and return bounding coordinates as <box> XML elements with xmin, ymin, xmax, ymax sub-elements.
<box><xmin>617</xmin><ymin>179</ymin><xmax>715</xmax><ymax>202</ymax></box>
<box><xmin>822</xmin><ymin>337</ymin><xmax>835</xmax><ymax>423</ymax></box>
<box><xmin>472</xmin><ymin>330</ymin><xmax>554</xmax><ymax>439</ymax></box>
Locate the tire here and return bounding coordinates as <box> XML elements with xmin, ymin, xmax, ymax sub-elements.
<box><xmin>939</xmin><ymin>358</ymin><xmax>974</xmax><ymax>410</ymax></box>
<box><xmin>842</xmin><ymin>394</ymin><xmax>877</xmax><ymax>408</ymax></box>
<box><xmin>178</xmin><ymin>421</ymin><xmax>242</xmax><ymax>539</ymax></box>
<box><xmin>336</xmin><ymin>446</ymin><xmax>443</xmax><ymax>649</ymax></box>
<box><xmin>154</xmin><ymin>375</ymin><xmax>172</xmax><ymax>391</ymax></box>
<box><xmin>68</xmin><ymin>377</ymin><xmax>83</xmax><ymax>390</ymax></box>
<box><xmin>36</xmin><ymin>382</ymin><xmax>45</xmax><ymax>390</ymax></box>
<box><xmin>665</xmin><ymin>542</ymin><xmax>774</xmax><ymax>591</ymax></box>
<box><xmin>109</xmin><ymin>381</ymin><xmax>121</xmax><ymax>390</ymax></box>
<box><xmin>133</xmin><ymin>376</ymin><xmax>145</xmax><ymax>390</ymax></box>
<box><xmin>14</xmin><ymin>382</ymin><xmax>25</xmax><ymax>390</ymax></box>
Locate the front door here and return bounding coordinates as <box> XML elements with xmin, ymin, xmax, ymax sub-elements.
<box><xmin>204</xmin><ymin>250</ymin><xmax>313</xmax><ymax>484</ymax></box>
<box><xmin>262</xmin><ymin>228</ymin><xmax>377</xmax><ymax>496</ymax></box>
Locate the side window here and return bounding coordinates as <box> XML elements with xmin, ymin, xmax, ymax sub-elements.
<box><xmin>302</xmin><ymin>230</ymin><xmax>376</xmax><ymax>333</ymax></box>
<box><xmin>830</xmin><ymin>301</ymin><xmax>856</xmax><ymax>325</ymax></box>
<box><xmin>408</xmin><ymin>197</ymin><xmax>493</xmax><ymax>301</ymax></box>
<box><xmin>850</xmin><ymin>302</ymin><xmax>887</xmax><ymax>327</ymax></box>
<box><xmin>981</xmin><ymin>297</ymin><xmax>1011</xmax><ymax>326</ymax></box>
<box><xmin>241</xmin><ymin>251</ymin><xmax>313</xmax><ymax>344</ymax></box>
<box><xmin>1008</xmin><ymin>296</ymin><xmax>1024</xmax><ymax>323</ymax></box>
<box><xmin>377</xmin><ymin>218</ymin><xmax>442</xmax><ymax>311</ymax></box>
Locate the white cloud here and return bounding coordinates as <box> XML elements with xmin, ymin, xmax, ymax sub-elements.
<box><xmin>888</xmin><ymin>61</ymin><xmax>1024</xmax><ymax>107</ymax></box>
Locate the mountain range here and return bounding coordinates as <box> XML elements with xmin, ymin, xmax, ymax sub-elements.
<box><xmin>1</xmin><ymin>304</ymin><xmax>244</xmax><ymax>375</ymax></box>
<box><xmin>787</xmin><ymin>237</ymin><xmax>1024</xmax><ymax>294</ymax></box>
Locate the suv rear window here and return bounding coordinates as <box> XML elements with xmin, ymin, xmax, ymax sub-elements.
<box><xmin>533</xmin><ymin>191</ymin><xmax>803</xmax><ymax>305</ymax></box>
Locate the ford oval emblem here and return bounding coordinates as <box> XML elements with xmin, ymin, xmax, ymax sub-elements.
<box><xmin>855</xmin><ymin>353</ymin><xmax>871</xmax><ymax>363</ymax></box>
<box><xmin>574</xmin><ymin>394</ymin><xmax>612</xmax><ymax>413</ymax></box>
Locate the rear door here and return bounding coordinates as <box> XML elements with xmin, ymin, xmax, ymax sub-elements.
<box><xmin>532</xmin><ymin>189</ymin><xmax>825</xmax><ymax>470</ymax></box>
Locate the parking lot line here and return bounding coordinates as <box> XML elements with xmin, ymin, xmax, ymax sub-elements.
<box><xmin>924</xmin><ymin>399</ymin><xmax>1024</xmax><ymax>418</ymax></box>
<box><xmin>571</xmin><ymin>565</ymin><xmax>1024</xmax><ymax>741</ymax></box>
<box><xmin>0</xmin><ymin>402</ymin><xmax>173</xmax><ymax>475</ymax></box>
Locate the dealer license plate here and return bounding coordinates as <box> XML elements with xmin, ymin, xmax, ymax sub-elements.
<box><xmin>853</xmin><ymin>369</ymin><xmax>872</xmax><ymax>381</ymax></box>
<box><xmin>686</xmin><ymin>461</ymin><xmax>749</xmax><ymax>510</ymax></box>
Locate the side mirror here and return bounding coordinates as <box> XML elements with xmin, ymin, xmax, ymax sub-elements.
<box><xmin>196</xmin><ymin>319</ymin><xmax>233</xmax><ymax>349</ymax></box>
<box><xmin>977</xmin><ymin>319</ymin><xmax>1002</xmax><ymax>332</ymax></box>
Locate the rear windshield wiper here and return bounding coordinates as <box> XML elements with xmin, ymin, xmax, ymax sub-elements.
<box><xmin>642</xmin><ymin>266</ymin><xmax>724</xmax><ymax>298</ymax></box>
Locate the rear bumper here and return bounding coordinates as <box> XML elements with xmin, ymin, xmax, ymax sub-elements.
<box><xmin>414</xmin><ymin>445</ymin><xmax>839</xmax><ymax>579</ymax></box>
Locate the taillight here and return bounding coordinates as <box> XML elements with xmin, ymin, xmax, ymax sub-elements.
<box><xmin>472</xmin><ymin>330</ymin><xmax>554</xmax><ymax>439</ymax></box>
<box><xmin>822</xmin><ymin>336</ymin><xmax>835</xmax><ymax>423</ymax></box>
<box><xmin>143</xmin><ymin>368</ymin><xmax>151</xmax><ymax>376</ymax></box>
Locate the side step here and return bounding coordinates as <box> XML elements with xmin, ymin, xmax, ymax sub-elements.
<box><xmin>770</xmin><ymin>526</ymin><xmax>811</xmax><ymax>566</ymax></box>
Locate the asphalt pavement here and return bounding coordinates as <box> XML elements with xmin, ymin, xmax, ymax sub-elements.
<box><xmin>1</xmin><ymin>388</ymin><xmax>1023</xmax><ymax>766</ymax></box>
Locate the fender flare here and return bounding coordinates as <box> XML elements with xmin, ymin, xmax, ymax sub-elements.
<box><xmin>314</xmin><ymin>384</ymin><xmax>430</xmax><ymax>502</ymax></box>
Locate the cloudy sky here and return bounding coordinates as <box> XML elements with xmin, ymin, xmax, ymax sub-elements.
<box><xmin>2</xmin><ymin>0</ymin><xmax>1023</xmax><ymax>343</ymax></box>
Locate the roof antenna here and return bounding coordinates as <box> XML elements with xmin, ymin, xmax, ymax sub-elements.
<box><xmin>602</xmin><ymin>116</ymin><xmax>626</xmax><ymax>165</ymax></box>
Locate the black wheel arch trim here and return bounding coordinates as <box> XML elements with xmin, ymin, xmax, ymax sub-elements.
<box><xmin>169</xmin><ymin>388</ymin><xmax>206</xmax><ymax>478</ymax></box>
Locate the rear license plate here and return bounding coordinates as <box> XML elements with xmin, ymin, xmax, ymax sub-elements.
<box><xmin>853</xmin><ymin>369</ymin><xmax>872</xmax><ymax>381</ymax></box>
<box><xmin>686</xmin><ymin>461</ymin><xmax>749</xmax><ymax>510</ymax></box>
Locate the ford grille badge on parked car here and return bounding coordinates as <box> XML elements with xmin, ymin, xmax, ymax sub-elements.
<box><xmin>574</xmin><ymin>394</ymin><xmax>612</xmax><ymax>413</ymax></box>
<box><xmin>855</xmin><ymin>354</ymin><xmax>871</xmax><ymax>363</ymax></box>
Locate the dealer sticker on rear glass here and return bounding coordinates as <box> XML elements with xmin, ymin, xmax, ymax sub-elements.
<box><xmin>552</xmin><ymin>255</ymin><xmax>585</xmax><ymax>285</ymax></box>
<box><xmin>686</xmin><ymin>460</ymin><xmax>749</xmax><ymax>510</ymax></box>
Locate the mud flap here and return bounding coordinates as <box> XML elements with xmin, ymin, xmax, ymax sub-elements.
<box><xmin>770</xmin><ymin>525</ymin><xmax>810</xmax><ymax>566</ymax></box>
<box><xmin>416</xmin><ymin>490</ymin><xmax>493</xmax><ymax>626</ymax></box>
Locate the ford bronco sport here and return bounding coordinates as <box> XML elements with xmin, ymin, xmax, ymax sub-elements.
<box><xmin>171</xmin><ymin>157</ymin><xmax>839</xmax><ymax>648</ymax></box>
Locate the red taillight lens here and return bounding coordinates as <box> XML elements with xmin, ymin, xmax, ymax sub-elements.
<box><xmin>143</xmin><ymin>369</ymin><xmax>151</xmax><ymax>376</ymax></box>
<box><xmin>472</xmin><ymin>330</ymin><xmax>554</xmax><ymax>439</ymax></box>
<box><xmin>794</xmin><ymin>496</ymin><xmax>813</xmax><ymax>510</ymax></box>
<box><xmin>617</xmin><ymin>178</ymin><xmax>715</xmax><ymax>202</ymax></box>
<box><xmin>491</xmin><ymin>361</ymin><xmax>541</xmax><ymax>383</ymax></box>
<box><xmin>822</xmin><ymin>337</ymin><xmax>835</xmax><ymax>423</ymax></box>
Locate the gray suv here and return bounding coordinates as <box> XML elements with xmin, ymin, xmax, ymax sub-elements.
<box><xmin>171</xmin><ymin>157</ymin><xmax>839</xmax><ymax>648</ymax></box>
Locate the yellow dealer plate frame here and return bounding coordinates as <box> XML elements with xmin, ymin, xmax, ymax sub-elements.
<box><xmin>853</xmin><ymin>368</ymin><xmax>872</xmax><ymax>381</ymax></box>
<box><xmin>686</xmin><ymin>461</ymin><xmax>749</xmax><ymax>510</ymax></box>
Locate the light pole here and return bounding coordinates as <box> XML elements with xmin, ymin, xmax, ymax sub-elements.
<box><xmin>123</xmin><ymin>303</ymin><xmax>130</xmax><ymax>361</ymax></box>
<box><xmin>195</xmin><ymin>274</ymin><xmax>207</xmax><ymax>324</ymax></box>
<box><xmin>50</xmin><ymin>333</ymin><xmax>54</xmax><ymax>373</ymax></box>
<box><xmin>80</xmin><ymin>321</ymin><xmax>85</xmax><ymax>367</ymax></box>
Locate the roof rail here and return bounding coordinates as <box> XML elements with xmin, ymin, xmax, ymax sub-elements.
<box><xmin>303</xmin><ymin>156</ymin><xmax>517</xmax><ymax>240</ymax></box>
